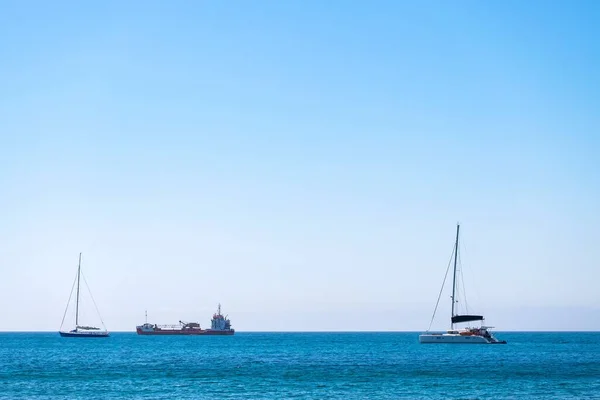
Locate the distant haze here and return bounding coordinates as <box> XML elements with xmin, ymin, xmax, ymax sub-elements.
<box><xmin>1</xmin><ymin>1</ymin><xmax>598</xmax><ymax>331</ymax></box>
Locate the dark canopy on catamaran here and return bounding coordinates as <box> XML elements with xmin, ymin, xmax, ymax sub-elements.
<box><xmin>451</xmin><ymin>315</ymin><xmax>484</xmax><ymax>324</ymax></box>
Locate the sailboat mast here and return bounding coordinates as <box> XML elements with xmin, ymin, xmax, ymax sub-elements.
<box><xmin>75</xmin><ymin>252</ymin><xmax>82</xmax><ymax>327</ymax></box>
<box><xmin>451</xmin><ymin>224</ymin><xmax>460</xmax><ymax>328</ymax></box>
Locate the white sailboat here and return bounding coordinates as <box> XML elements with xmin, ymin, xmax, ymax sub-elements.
<box><xmin>59</xmin><ymin>253</ymin><xmax>109</xmax><ymax>337</ymax></box>
<box><xmin>419</xmin><ymin>224</ymin><xmax>506</xmax><ymax>344</ymax></box>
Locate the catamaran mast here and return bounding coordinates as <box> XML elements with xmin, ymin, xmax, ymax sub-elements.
<box><xmin>450</xmin><ymin>224</ymin><xmax>459</xmax><ymax>329</ymax></box>
<box><xmin>75</xmin><ymin>252</ymin><xmax>81</xmax><ymax>327</ymax></box>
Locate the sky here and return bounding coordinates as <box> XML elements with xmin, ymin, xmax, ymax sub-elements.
<box><xmin>0</xmin><ymin>0</ymin><xmax>599</xmax><ymax>331</ymax></box>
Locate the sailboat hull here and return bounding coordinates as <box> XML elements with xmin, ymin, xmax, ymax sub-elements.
<box><xmin>59</xmin><ymin>331</ymin><xmax>110</xmax><ymax>338</ymax></box>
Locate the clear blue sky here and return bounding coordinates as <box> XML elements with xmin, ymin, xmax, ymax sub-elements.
<box><xmin>1</xmin><ymin>0</ymin><xmax>598</xmax><ymax>331</ymax></box>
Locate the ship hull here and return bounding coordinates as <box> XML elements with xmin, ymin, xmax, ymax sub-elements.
<box><xmin>136</xmin><ymin>328</ymin><xmax>235</xmax><ymax>336</ymax></box>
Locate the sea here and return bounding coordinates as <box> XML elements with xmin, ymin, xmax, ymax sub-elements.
<box><xmin>1</xmin><ymin>332</ymin><xmax>598</xmax><ymax>399</ymax></box>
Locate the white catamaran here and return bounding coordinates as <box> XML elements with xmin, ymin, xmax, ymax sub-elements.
<box><xmin>419</xmin><ymin>224</ymin><xmax>506</xmax><ymax>344</ymax></box>
<box><xmin>59</xmin><ymin>253</ymin><xmax>109</xmax><ymax>338</ymax></box>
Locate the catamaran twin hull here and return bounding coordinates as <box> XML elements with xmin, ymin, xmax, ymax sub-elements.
<box><xmin>419</xmin><ymin>333</ymin><xmax>506</xmax><ymax>344</ymax></box>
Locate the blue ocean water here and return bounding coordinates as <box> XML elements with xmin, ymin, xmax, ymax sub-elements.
<box><xmin>1</xmin><ymin>332</ymin><xmax>598</xmax><ymax>399</ymax></box>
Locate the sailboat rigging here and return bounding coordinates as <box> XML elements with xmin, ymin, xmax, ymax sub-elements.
<box><xmin>419</xmin><ymin>224</ymin><xmax>506</xmax><ymax>344</ymax></box>
<box><xmin>59</xmin><ymin>253</ymin><xmax>109</xmax><ymax>338</ymax></box>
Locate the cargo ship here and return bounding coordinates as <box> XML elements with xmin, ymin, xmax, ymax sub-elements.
<box><xmin>136</xmin><ymin>304</ymin><xmax>235</xmax><ymax>335</ymax></box>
